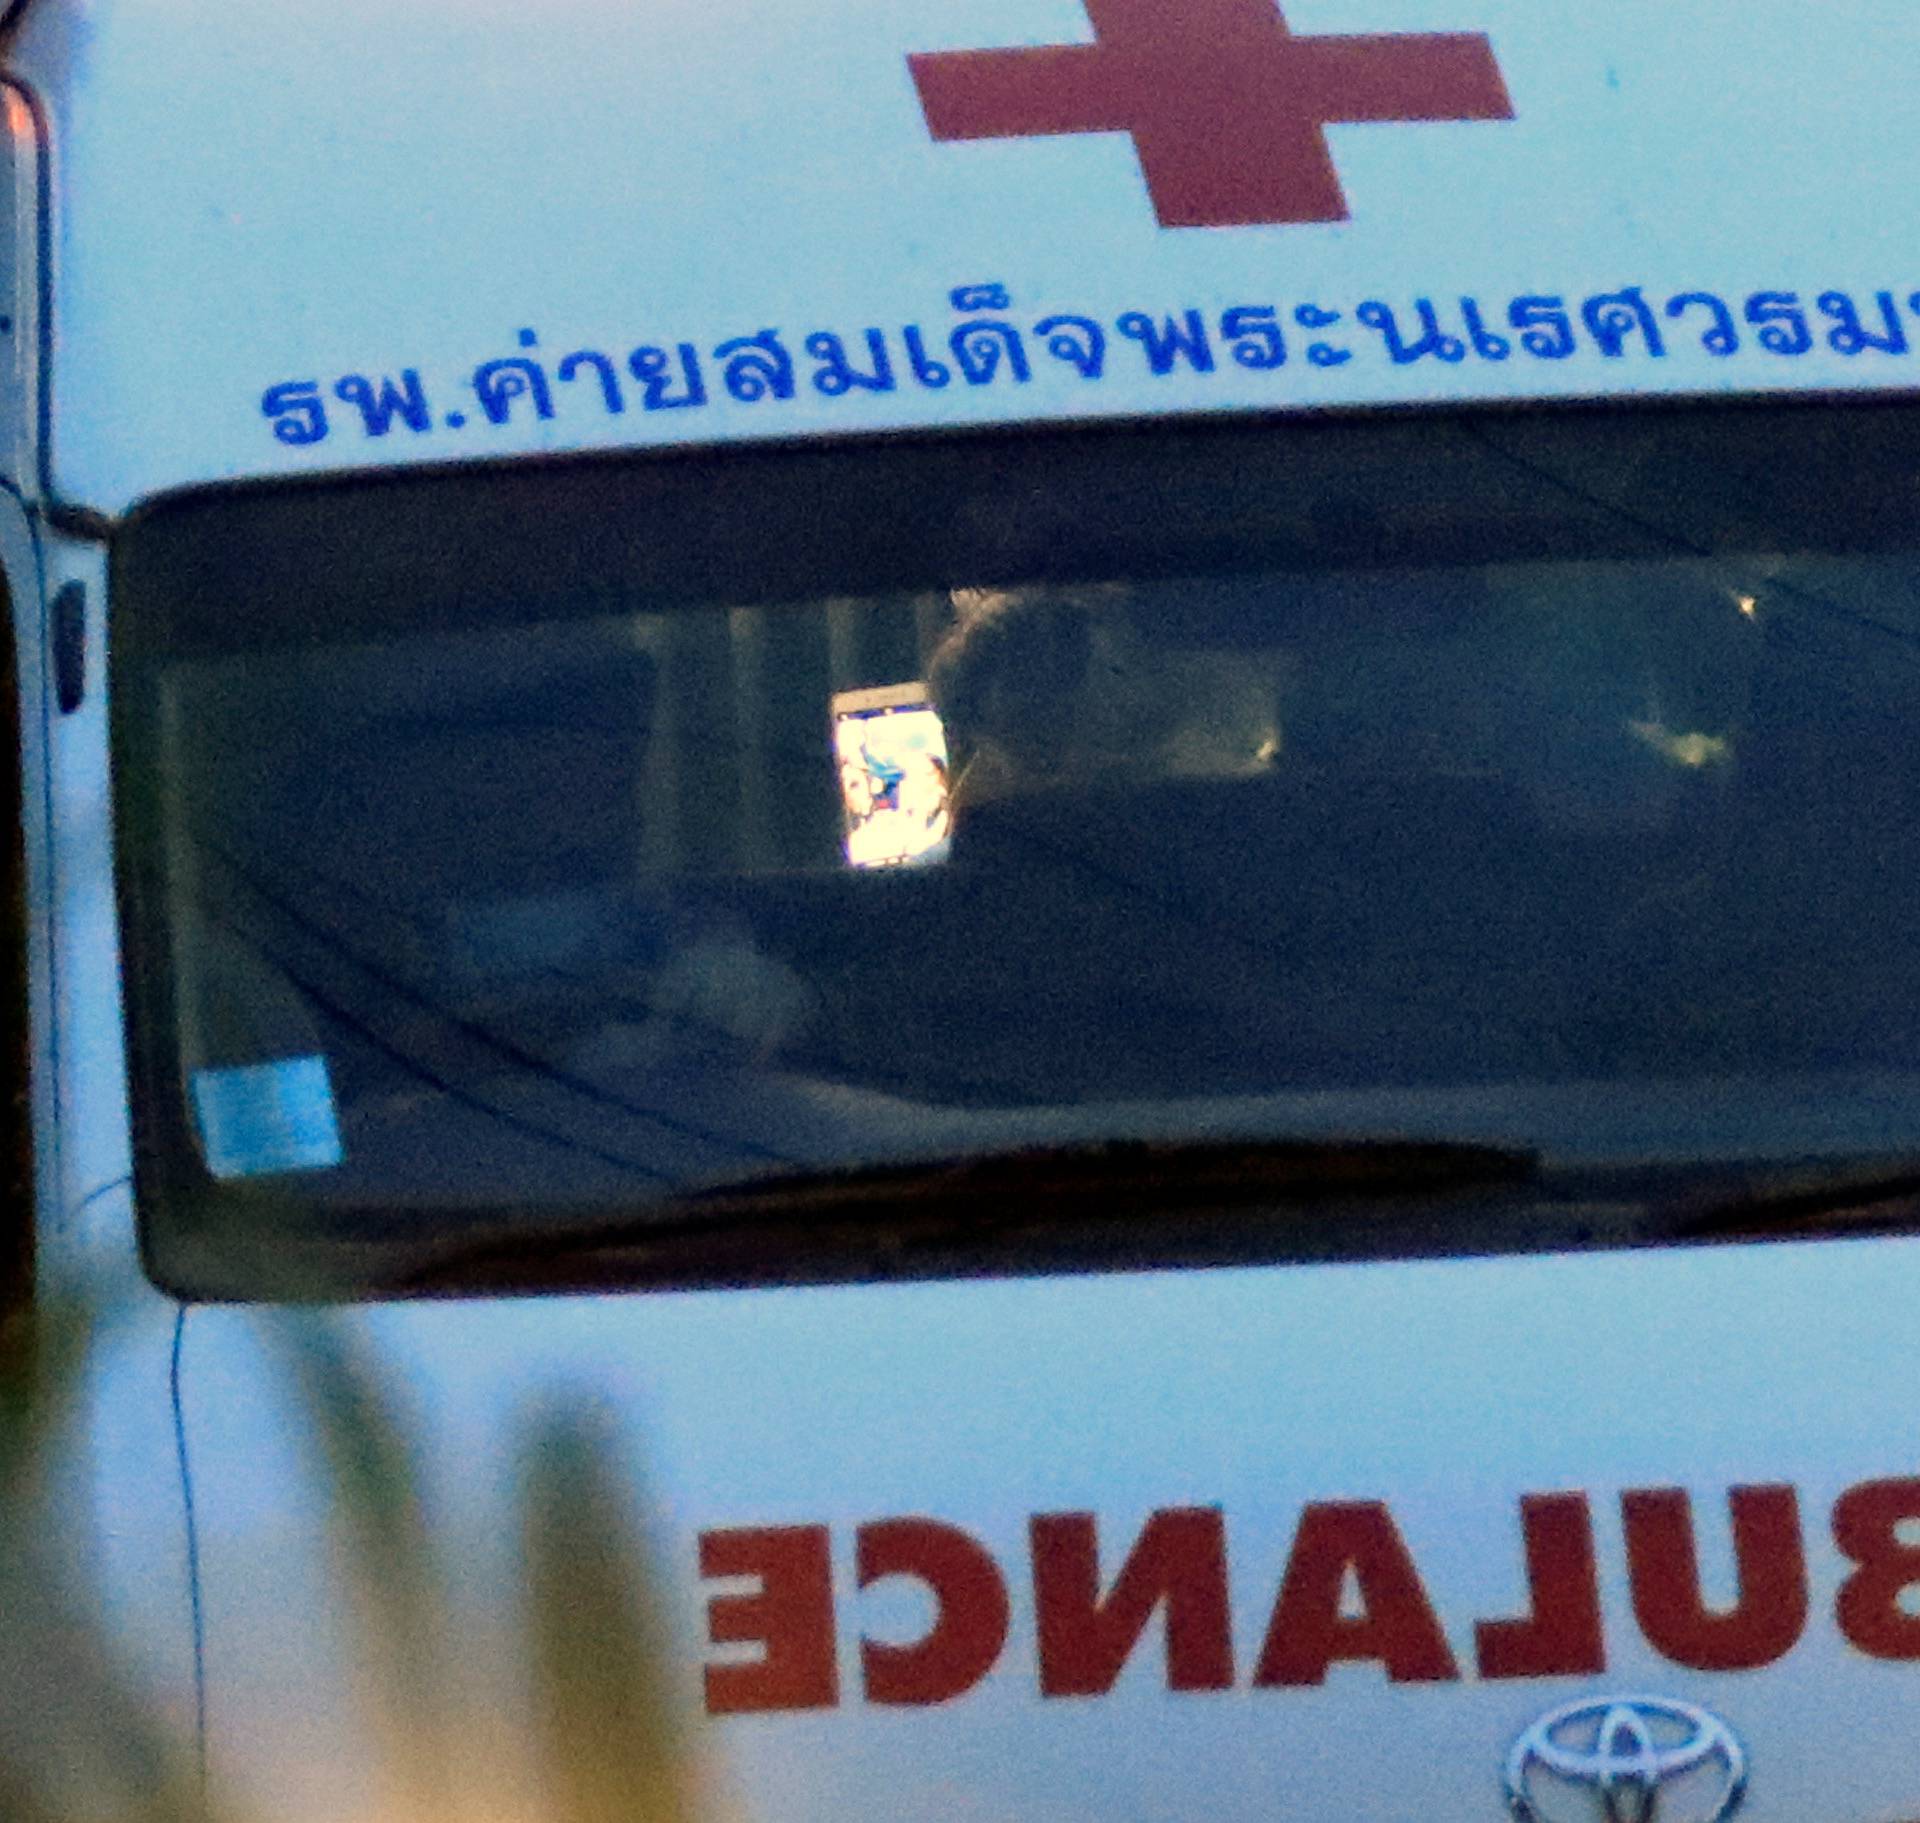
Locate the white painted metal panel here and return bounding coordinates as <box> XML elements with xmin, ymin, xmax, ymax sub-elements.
<box><xmin>4</xmin><ymin>0</ymin><xmax>1918</xmax><ymax>510</ymax></box>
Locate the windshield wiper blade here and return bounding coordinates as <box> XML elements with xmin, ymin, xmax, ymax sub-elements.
<box><xmin>393</xmin><ymin>1136</ymin><xmax>1540</xmax><ymax>1293</ymax></box>
<box><xmin>1669</xmin><ymin>1156</ymin><xmax>1920</xmax><ymax>1242</ymax></box>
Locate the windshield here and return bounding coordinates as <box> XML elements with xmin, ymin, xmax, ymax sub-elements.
<box><xmin>114</xmin><ymin>402</ymin><xmax>1920</xmax><ymax>1295</ymax></box>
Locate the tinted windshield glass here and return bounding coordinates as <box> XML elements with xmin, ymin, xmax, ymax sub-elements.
<box><xmin>115</xmin><ymin>403</ymin><xmax>1920</xmax><ymax>1294</ymax></box>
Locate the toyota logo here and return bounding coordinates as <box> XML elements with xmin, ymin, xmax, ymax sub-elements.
<box><xmin>1505</xmin><ymin>1696</ymin><xmax>1747</xmax><ymax>1823</ymax></box>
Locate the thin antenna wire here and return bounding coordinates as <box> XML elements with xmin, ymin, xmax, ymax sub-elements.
<box><xmin>74</xmin><ymin>1173</ymin><xmax>132</xmax><ymax>1215</ymax></box>
<box><xmin>170</xmin><ymin>1306</ymin><xmax>209</xmax><ymax>1805</ymax></box>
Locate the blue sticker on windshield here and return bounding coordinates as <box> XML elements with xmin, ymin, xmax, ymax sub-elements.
<box><xmin>191</xmin><ymin>1056</ymin><xmax>343</xmax><ymax>1179</ymax></box>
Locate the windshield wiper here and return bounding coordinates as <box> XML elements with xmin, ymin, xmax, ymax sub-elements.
<box><xmin>1668</xmin><ymin>1155</ymin><xmax>1920</xmax><ymax>1242</ymax></box>
<box><xmin>392</xmin><ymin>1136</ymin><xmax>1541</xmax><ymax>1294</ymax></box>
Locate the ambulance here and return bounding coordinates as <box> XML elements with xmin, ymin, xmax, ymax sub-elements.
<box><xmin>6</xmin><ymin>0</ymin><xmax>1920</xmax><ymax>1817</ymax></box>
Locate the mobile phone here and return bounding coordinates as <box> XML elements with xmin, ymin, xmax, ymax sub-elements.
<box><xmin>830</xmin><ymin>682</ymin><xmax>953</xmax><ymax>868</ymax></box>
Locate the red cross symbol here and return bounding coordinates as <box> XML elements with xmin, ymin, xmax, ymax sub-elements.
<box><xmin>908</xmin><ymin>0</ymin><xmax>1514</xmax><ymax>229</ymax></box>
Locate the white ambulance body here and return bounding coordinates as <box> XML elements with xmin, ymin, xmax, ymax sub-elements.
<box><xmin>8</xmin><ymin>0</ymin><xmax>1920</xmax><ymax>1819</ymax></box>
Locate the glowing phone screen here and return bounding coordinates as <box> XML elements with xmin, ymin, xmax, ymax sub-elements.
<box><xmin>832</xmin><ymin>687</ymin><xmax>952</xmax><ymax>868</ymax></box>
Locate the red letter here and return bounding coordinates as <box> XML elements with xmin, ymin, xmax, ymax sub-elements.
<box><xmin>700</xmin><ymin>1525</ymin><xmax>838</xmax><ymax>1714</ymax></box>
<box><xmin>1834</xmin><ymin>1477</ymin><xmax>1920</xmax><ymax>1660</ymax></box>
<box><xmin>1031</xmin><ymin>1508</ymin><xmax>1233</xmax><ymax>1697</ymax></box>
<box><xmin>1475</xmin><ymin>1492</ymin><xmax>1606</xmax><ymax>1680</ymax></box>
<box><xmin>856</xmin><ymin>1518</ymin><xmax>1010</xmax><ymax>1705</ymax></box>
<box><xmin>1622</xmin><ymin>1485</ymin><xmax>1807</xmax><ymax>1671</ymax></box>
<box><xmin>1254</xmin><ymin>1501</ymin><xmax>1459</xmax><ymax>1686</ymax></box>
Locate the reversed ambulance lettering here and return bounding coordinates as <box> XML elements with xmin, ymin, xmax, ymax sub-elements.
<box><xmin>698</xmin><ymin>1478</ymin><xmax>1920</xmax><ymax>1713</ymax></box>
